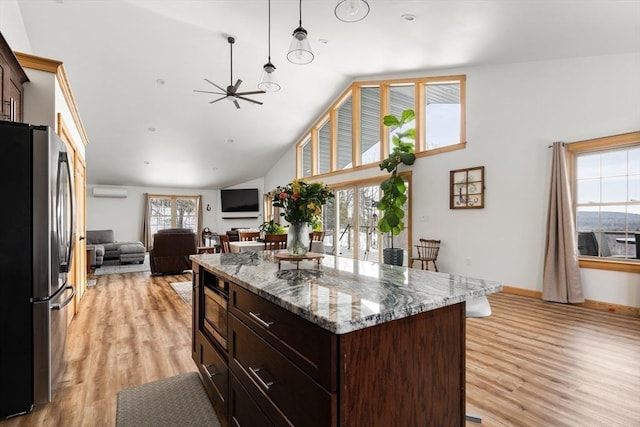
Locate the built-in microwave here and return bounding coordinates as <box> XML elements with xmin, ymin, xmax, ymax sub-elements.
<box><xmin>202</xmin><ymin>277</ymin><xmax>228</xmax><ymax>350</ymax></box>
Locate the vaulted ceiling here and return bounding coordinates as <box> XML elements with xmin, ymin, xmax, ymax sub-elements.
<box><xmin>16</xmin><ymin>0</ymin><xmax>640</xmax><ymax>189</ymax></box>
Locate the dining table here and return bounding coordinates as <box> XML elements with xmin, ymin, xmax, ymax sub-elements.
<box><xmin>229</xmin><ymin>240</ymin><xmax>325</xmax><ymax>253</ymax></box>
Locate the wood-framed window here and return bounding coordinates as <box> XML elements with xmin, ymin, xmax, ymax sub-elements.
<box><xmin>148</xmin><ymin>195</ymin><xmax>200</xmax><ymax>234</ymax></box>
<box><xmin>295</xmin><ymin>75</ymin><xmax>466</xmax><ymax>179</ymax></box>
<box><xmin>567</xmin><ymin>131</ymin><xmax>640</xmax><ymax>273</ymax></box>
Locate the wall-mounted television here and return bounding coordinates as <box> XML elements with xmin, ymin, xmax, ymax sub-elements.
<box><xmin>220</xmin><ymin>188</ymin><xmax>259</xmax><ymax>212</ymax></box>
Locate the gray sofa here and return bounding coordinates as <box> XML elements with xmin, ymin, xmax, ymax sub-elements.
<box><xmin>86</xmin><ymin>229</ymin><xmax>146</xmax><ymax>266</ymax></box>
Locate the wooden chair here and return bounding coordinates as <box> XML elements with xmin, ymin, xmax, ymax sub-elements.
<box><xmin>264</xmin><ymin>234</ymin><xmax>287</xmax><ymax>250</ymax></box>
<box><xmin>238</xmin><ymin>230</ymin><xmax>260</xmax><ymax>241</ymax></box>
<box><xmin>309</xmin><ymin>231</ymin><xmax>325</xmax><ymax>252</ymax></box>
<box><xmin>218</xmin><ymin>234</ymin><xmax>231</xmax><ymax>253</ymax></box>
<box><xmin>410</xmin><ymin>239</ymin><xmax>441</xmax><ymax>271</ymax></box>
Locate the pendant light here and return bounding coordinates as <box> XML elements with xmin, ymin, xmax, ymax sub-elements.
<box><xmin>335</xmin><ymin>0</ymin><xmax>370</xmax><ymax>22</ymax></box>
<box><xmin>258</xmin><ymin>0</ymin><xmax>280</xmax><ymax>91</ymax></box>
<box><xmin>287</xmin><ymin>0</ymin><xmax>314</xmax><ymax>65</ymax></box>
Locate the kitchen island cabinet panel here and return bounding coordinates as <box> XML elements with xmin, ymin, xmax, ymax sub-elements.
<box><xmin>230</xmin><ymin>282</ymin><xmax>337</xmax><ymax>392</ymax></box>
<box><xmin>339</xmin><ymin>302</ymin><xmax>465</xmax><ymax>426</ymax></box>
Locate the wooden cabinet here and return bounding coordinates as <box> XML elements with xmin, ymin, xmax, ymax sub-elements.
<box><xmin>194</xmin><ymin>264</ymin><xmax>466</xmax><ymax>427</ymax></box>
<box><xmin>0</xmin><ymin>32</ymin><xmax>28</xmax><ymax>122</ymax></box>
<box><xmin>192</xmin><ymin>264</ymin><xmax>229</xmax><ymax>426</ymax></box>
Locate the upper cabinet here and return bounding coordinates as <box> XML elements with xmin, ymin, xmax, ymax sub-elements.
<box><xmin>0</xmin><ymin>32</ymin><xmax>29</xmax><ymax>122</ymax></box>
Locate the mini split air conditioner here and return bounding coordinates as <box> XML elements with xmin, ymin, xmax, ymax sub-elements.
<box><xmin>92</xmin><ymin>187</ymin><xmax>128</xmax><ymax>198</ymax></box>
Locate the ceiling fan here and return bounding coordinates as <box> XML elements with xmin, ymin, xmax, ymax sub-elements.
<box><xmin>194</xmin><ymin>36</ymin><xmax>265</xmax><ymax>109</ymax></box>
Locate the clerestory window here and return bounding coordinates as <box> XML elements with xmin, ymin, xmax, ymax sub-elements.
<box><xmin>296</xmin><ymin>75</ymin><xmax>466</xmax><ymax>178</ymax></box>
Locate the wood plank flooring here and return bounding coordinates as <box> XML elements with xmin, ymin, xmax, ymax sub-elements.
<box><xmin>1</xmin><ymin>271</ymin><xmax>638</xmax><ymax>426</ymax></box>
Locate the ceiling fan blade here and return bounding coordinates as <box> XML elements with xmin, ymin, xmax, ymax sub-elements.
<box><xmin>204</xmin><ymin>78</ymin><xmax>228</xmax><ymax>93</ymax></box>
<box><xmin>235</xmin><ymin>90</ymin><xmax>265</xmax><ymax>96</ymax></box>
<box><xmin>233</xmin><ymin>99</ymin><xmax>241</xmax><ymax>109</ymax></box>
<box><xmin>193</xmin><ymin>89</ymin><xmax>226</xmax><ymax>95</ymax></box>
<box><xmin>231</xmin><ymin>79</ymin><xmax>242</xmax><ymax>93</ymax></box>
<box><xmin>209</xmin><ymin>96</ymin><xmax>228</xmax><ymax>104</ymax></box>
<box><xmin>236</xmin><ymin>96</ymin><xmax>263</xmax><ymax>106</ymax></box>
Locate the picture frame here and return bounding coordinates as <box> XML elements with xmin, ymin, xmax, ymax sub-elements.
<box><xmin>450</xmin><ymin>166</ymin><xmax>484</xmax><ymax>209</ymax></box>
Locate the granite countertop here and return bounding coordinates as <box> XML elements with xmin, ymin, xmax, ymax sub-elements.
<box><xmin>190</xmin><ymin>251</ymin><xmax>503</xmax><ymax>334</ymax></box>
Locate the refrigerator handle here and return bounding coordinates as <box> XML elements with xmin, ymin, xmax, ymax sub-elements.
<box><xmin>51</xmin><ymin>286</ymin><xmax>75</xmax><ymax>310</ymax></box>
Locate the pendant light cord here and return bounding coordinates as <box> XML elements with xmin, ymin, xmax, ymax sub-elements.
<box><xmin>268</xmin><ymin>0</ymin><xmax>272</xmax><ymax>61</ymax></box>
<box><xmin>299</xmin><ymin>0</ymin><xmax>302</xmax><ymax>27</ymax></box>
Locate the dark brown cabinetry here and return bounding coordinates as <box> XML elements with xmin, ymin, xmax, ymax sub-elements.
<box><xmin>193</xmin><ymin>263</ymin><xmax>466</xmax><ymax>427</ymax></box>
<box><xmin>0</xmin><ymin>32</ymin><xmax>28</xmax><ymax>123</ymax></box>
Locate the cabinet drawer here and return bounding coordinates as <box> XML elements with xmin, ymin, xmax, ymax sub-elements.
<box><xmin>199</xmin><ymin>334</ymin><xmax>228</xmax><ymax>420</ymax></box>
<box><xmin>230</xmin><ymin>283</ymin><xmax>336</xmax><ymax>391</ymax></box>
<box><xmin>229</xmin><ymin>314</ymin><xmax>336</xmax><ymax>427</ymax></box>
<box><xmin>229</xmin><ymin>372</ymin><xmax>274</xmax><ymax>427</ymax></box>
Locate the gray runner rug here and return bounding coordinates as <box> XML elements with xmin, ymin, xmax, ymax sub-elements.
<box><xmin>116</xmin><ymin>372</ymin><xmax>220</xmax><ymax>427</ymax></box>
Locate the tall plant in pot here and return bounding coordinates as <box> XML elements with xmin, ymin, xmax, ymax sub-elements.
<box><xmin>377</xmin><ymin>109</ymin><xmax>416</xmax><ymax>265</ymax></box>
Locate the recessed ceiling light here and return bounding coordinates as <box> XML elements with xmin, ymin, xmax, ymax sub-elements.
<box><xmin>401</xmin><ymin>14</ymin><xmax>416</xmax><ymax>22</ymax></box>
<box><xmin>156</xmin><ymin>78</ymin><xmax>165</xmax><ymax>85</ymax></box>
<box><xmin>148</xmin><ymin>127</ymin><xmax>156</xmax><ymax>132</ymax></box>
<box><xmin>318</xmin><ymin>39</ymin><xmax>329</xmax><ymax>44</ymax></box>
<box><xmin>212</xmin><ymin>167</ymin><xmax>219</xmax><ymax>171</ymax></box>
<box><xmin>226</xmin><ymin>139</ymin><xmax>234</xmax><ymax>143</ymax></box>
<box><xmin>144</xmin><ymin>161</ymin><xmax>150</xmax><ymax>165</ymax></box>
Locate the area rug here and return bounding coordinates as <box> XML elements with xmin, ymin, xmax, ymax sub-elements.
<box><xmin>93</xmin><ymin>254</ymin><xmax>150</xmax><ymax>276</ymax></box>
<box><xmin>170</xmin><ymin>281</ymin><xmax>192</xmax><ymax>306</ymax></box>
<box><xmin>116</xmin><ymin>372</ymin><xmax>220</xmax><ymax>427</ymax></box>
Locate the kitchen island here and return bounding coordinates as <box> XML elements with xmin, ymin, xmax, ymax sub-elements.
<box><xmin>190</xmin><ymin>251</ymin><xmax>502</xmax><ymax>427</ymax></box>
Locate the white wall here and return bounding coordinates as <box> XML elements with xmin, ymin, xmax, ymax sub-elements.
<box><xmin>87</xmin><ymin>177</ymin><xmax>266</xmax><ymax>243</ymax></box>
<box><xmin>0</xmin><ymin>1</ymin><xmax>31</xmax><ymax>53</ymax></box>
<box><xmin>264</xmin><ymin>52</ymin><xmax>640</xmax><ymax>308</ymax></box>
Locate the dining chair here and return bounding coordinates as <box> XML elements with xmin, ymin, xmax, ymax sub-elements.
<box><xmin>238</xmin><ymin>231</ymin><xmax>260</xmax><ymax>241</ymax></box>
<box><xmin>410</xmin><ymin>239</ymin><xmax>441</xmax><ymax>271</ymax></box>
<box><xmin>218</xmin><ymin>234</ymin><xmax>231</xmax><ymax>253</ymax></box>
<box><xmin>309</xmin><ymin>231</ymin><xmax>325</xmax><ymax>252</ymax></box>
<box><xmin>264</xmin><ymin>234</ymin><xmax>287</xmax><ymax>250</ymax></box>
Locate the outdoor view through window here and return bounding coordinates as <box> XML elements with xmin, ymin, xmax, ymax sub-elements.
<box><xmin>575</xmin><ymin>145</ymin><xmax>639</xmax><ymax>260</ymax></box>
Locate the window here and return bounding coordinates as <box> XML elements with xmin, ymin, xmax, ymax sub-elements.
<box><xmin>318</xmin><ymin>118</ymin><xmax>331</xmax><ymax>174</ymax></box>
<box><xmin>148</xmin><ymin>195</ymin><xmax>199</xmax><ymax>235</ymax></box>
<box><xmin>424</xmin><ymin>81</ymin><xmax>461</xmax><ymax>150</ymax></box>
<box><xmin>360</xmin><ymin>86</ymin><xmax>381</xmax><ymax>165</ymax></box>
<box><xmin>295</xmin><ymin>75</ymin><xmax>465</xmax><ymax>179</ymax></box>
<box><xmin>300</xmin><ymin>135</ymin><xmax>312</xmax><ymax>177</ymax></box>
<box><xmin>337</xmin><ymin>95</ymin><xmax>353</xmax><ymax>170</ymax></box>
<box><xmin>568</xmin><ymin>131</ymin><xmax>640</xmax><ymax>269</ymax></box>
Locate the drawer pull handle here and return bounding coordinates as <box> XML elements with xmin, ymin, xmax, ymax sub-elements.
<box><xmin>248</xmin><ymin>367</ymin><xmax>274</xmax><ymax>390</ymax></box>
<box><xmin>204</xmin><ymin>364</ymin><xmax>219</xmax><ymax>378</ymax></box>
<box><xmin>249</xmin><ymin>311</ymin><xmax>274</xmax><ymax>328</ymax></box>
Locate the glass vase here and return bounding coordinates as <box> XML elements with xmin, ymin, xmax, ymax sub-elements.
<box><xmin>287</xmin><ymin>222</ymin><xmax>310</xmax><ymax>255</ymax></box>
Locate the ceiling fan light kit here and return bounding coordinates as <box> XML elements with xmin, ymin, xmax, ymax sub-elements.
<box><xmin>335</xmin><ymin>0</ymin><xmax>370</xmax><ymax>22</ymax></box>
<box><xmin>287</xmin><ymin>0</ymin><xmax>314</xmax><ymax>65</ymax></box>
<box><xmin>258</xmin><ymin>0</ymin><xmax>280</xmax><ymax>92</ymax></box>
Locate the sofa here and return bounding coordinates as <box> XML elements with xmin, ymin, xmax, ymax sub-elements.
<box><xmin>86</xmin><ymin>229</ymin><xmax>146</xmax><ymax>266</ymax></box>
<box><xmin>149</xmin><ymin>228</ymin><xmax>197</xmax><ymax>275</ymax></box>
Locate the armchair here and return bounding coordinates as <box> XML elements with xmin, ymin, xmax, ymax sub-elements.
<box><xmin>150</xmin><ymin>228</ymin><xmax>197</xmax><ymax>275</ymax></box>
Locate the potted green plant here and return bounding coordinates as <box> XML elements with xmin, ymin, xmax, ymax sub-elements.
<box><xmin>377</xmin><ymin>109</ymin><xmax>416</xmax><ymax>266</ymax></box>
<box><xmin>259</xmin><ymin>219</ymin><xmax>286</xmax><ymax>236</ymax></box>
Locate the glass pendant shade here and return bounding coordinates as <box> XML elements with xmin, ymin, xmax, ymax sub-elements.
<box><xmin>258</xmin><ymin>61</ymin><xmax>280</xmax><ymax>92</ymax></box>
<box><xmin>287</xmin><ymin>27</ymin><xmax>314</xmax><ymax>65</ymax></box>
<box><xmin>335</xmin><ymin>0</ymin><xmax>370</xmax><ymax>22</ymax></box>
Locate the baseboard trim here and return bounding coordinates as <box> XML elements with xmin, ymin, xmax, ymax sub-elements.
<box><xmin>501</xmin><ymin>285</ymin><xmax>640</xmax><ymax>318</ymax></box>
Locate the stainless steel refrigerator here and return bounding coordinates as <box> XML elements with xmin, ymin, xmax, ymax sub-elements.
<box><xmin>0</xmin><ymin>120</ymin><xmax>75</xmax><ymax>419</ymax></box>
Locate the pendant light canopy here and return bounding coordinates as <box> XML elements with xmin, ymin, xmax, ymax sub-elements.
<box><xmin>287</xmin><ymin>0</ymin><xmax>314</xmax><ymax>65</ymax></box>
<box><xmin>258</xmin><ymin>0</ymin><xmax>280</xmax><ymax>91</ymax></box>
<box><xmin>335</xmin><ymin>0</ymin><xmax>370</xmax><ymax>22</ymax></box>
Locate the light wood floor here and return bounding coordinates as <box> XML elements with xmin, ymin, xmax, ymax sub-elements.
<box><xmin>1</xmin><ymin>272</ymin><xmax>638</xmax><ymax>427</ymax></box>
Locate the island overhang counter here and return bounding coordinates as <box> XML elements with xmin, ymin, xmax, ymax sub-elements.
<box><xmin>190</xmin><ymin>251</ymin><xmax>502</xmax><ymax>427</ymax></box>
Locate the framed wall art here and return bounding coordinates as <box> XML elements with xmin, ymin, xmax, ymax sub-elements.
<box><xmin>450</xmin><ymin>166</ymin><xmax>484</xmax><ymax>209</ymax></box>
